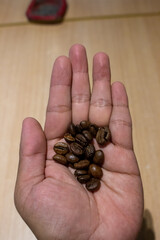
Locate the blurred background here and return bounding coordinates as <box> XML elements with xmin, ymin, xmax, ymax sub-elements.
<box><xmin>0</xmin><ymin>0</ymin><xmax>160</xmax><ymax>239</ymax></box>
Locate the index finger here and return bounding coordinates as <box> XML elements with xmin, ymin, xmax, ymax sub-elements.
<box><xmin>44</xmin><ymin>56</ymin><xmax>72</xmax><ymax>140</ymax></box>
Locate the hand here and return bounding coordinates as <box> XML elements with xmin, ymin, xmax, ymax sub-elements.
<box><xmin>14</xmin><ymin>44</ymin><xmax>144</xmax><ymax>240</ymax></box>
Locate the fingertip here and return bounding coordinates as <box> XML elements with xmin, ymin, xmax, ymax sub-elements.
<box><xmin>93</xmin><ymin>52</ymin><xmax>110</xmax><ymax>65</ymax></box>
<box><xmin>54</xmin><ymin>55</ymin><xmax>70</xmax><ymax>66</ymax></box>
<box><xmin>22</xmin><ymin>117</ymin><xmax>40</xmax><ymax>128</ymax></box>
<box><xmin>93</xmin><ymin>52</ymin><xmax>111</xmax><ymax>82</ymax></box>
<box><xmin>69</xmin><ymin>44</ymin><xmax>88</xmax><ymax>72</ymax></box>
<box><xmin>112</xmin><ymin>81</ymin><xmax>125</xmax><ymax>89</ymax></box>
<box><xmin>111</xmin><ymin>81</ymin><xmax>129</xmax><ymax>106</ymax></box>
<box><xmin>21</xmin><ymin>117</ymin><xmax>46</xmax><ymax>157</ymax></box>
<box><xmin>53</xmin><ymin>55</ymin><xmax>71</xmax><ymax>74</ymax></box>
<box><xmin>22</xmin><ymin>117</ymin><xmax>43</xmax><ymax>138</ymax></box>
<box><xmin>69</xmin><ymin>43</ymin><xmax>86</xmax><ymax>57</ymax></box>
<box><xmin>51</xmin><ymin>55</ymin><xmax>72</xmax><ymax>86</ymax></box>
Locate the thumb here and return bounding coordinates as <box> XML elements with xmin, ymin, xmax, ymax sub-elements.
<box><xmin>15</xmin><ymin>117</ymin><xmax>46</xmax><ymax>191</ymax></box>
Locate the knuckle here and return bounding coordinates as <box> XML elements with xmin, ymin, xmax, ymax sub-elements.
<box><xmin>72</xmin><ymin>94</ymin><xmax>90</xmax><ymax>103</ymax></box>
<box><xmin>47</xmin><ymin>104</ymin><xmax>71</xmax><ymax>113</ymax></box>
<box><xmin>110</xmin><ymin>119</ymin><xmax>132</xmax><ymax>128</ymax></box>
<box><xmin>91</xmin><ymin>98</ymin><xmax>112</xmax><ymax>108</ymax></box>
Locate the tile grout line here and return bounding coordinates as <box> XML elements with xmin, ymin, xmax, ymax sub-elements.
<box><xmin>0</xmin><ymin>11</ymin><xmax>160</xmax><ymax>28</ymax></box>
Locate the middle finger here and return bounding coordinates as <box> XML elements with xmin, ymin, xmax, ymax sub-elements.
<box><xmin>89</xmin><ymin>52</ymin><xmax>112</xmax><ymax>126</ymax></box>
<box><xmin>69</xmin><ymin>44</ymin><xmax>91</xmax><ymax>124</ymax></box>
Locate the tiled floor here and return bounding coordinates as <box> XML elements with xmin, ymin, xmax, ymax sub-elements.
<box><xmin>0</xmin><ymin>1</ymin><xmax>160</xmax><ymax>239</ymax></box>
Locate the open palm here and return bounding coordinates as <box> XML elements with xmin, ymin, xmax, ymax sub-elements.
<box><xmin>14</xmin><ymin>44</ymin><xmax>143</xmax><ymax>240</ymax></box>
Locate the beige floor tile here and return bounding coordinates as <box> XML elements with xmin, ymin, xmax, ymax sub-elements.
<box><xmin>0</xmin><ymin>16</ymin><xmax>160</xmax><ymax>239</ymax></box>
<box><xmin>0</xmin><ymin>0</ymin><xmax>160</xmax><ymax>24</ymax></box>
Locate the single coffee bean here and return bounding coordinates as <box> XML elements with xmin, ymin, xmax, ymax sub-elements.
<box><xmin>89</xmin><ymin>164</ymin><xmax>103</xmax><ymax>179</ymax></box>
<box><xmin>75</xmin><ymin>134</ymin><xmax>88</xmax><ymax>147</ymax></box>
<box><xmin>89</xmin><ymin>124</ymin><xmax>98</xmax><ymax>137</ymax></box>
<box><xmin>104</xmin><ymin>126</ymin><xmax>111</xmax><ymax>141</ymax></box>
<box><xmin>86</xmin><ymin>178</ymin><xmax>100</xmax><ymax>192</ymax></box>
<box><xmin>74</xmin><ymin>160</ymin><xmax>90</xmax><ymax>169</ymax></box>
<box><xmin>93</xmin><ymin>150</ymin><xmax>104</xmax><ymax>165</ymax></box>
<box><xmin>70</xmin><ymin>142</ymin><xmax>84</xmax><ymax>156</ymax></box>
<box><xmin>77</xmin><ymin>174</ymin><xmax>90</xmax><ymax>184</ymax></box>
<box><xmin>65</xmin><ymin>152</ymin><xmax>79</xmax><ymax>163</ymax></box>
<box><xmin>75</xmin><ymin>124</ymin><xmax>83</xmax><ymax>133</ymax></box>
<box><xmin>64</xmin><ymin>133</ymin><xmax>75</xmax><ymax>143</ymax></box>
<box><xmin>85</xmin><ymin>144</ymin><xmax>95</xmax><ymax>159</ymax></box>
<box><xmin>82</xmin><ymin>130</ymin><xmax>93</xmax><ymax>142</ymax></box>
<box><xmin>74</xmin><ymin>169</ymin><xmax>88</xmax><ymax>176</ymax></box>
<box><xmin>80</xmin><ymin>120</ymin><xmax>90</xmax><ymax>129</ymax></box>
<box><xmin>68</xmin><ymin>123</ymin><xmax>76</xmax><ymax>136</ymax></box>
<box><xmin>54</xmin><ymin>142</ymin><xmax>69</xmax><ymax>155</ymax></box>
<box><xmin>96</xmin><ymin>126</ymin><xmax>111</xmax><ymax>145</ymax></box>
<box><xmin>53</xmin><ymin>154</ymin><xmax>67</xmax><ymax>165</ymax></box>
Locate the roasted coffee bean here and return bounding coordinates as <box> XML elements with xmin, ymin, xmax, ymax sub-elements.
<box><xmin>104</xmin><ymin>126</ymin><xmax>111</xmax><ymax>141</ymax></box>
<box><xmin>54</xmin><ymin>142</ymin><xmax>69</xmax><ymax>155</ymax></box>
<box><xmin>75</xmin><ymin>134</ymin><xmax>88</xmax><ymax>147</ymax></box>
<box><xmin>96</xmin><ymin>126</ymin><xmax>111</xmax><ymax>145</ymax></box>
<box><xmin>52</xmin><ymin>121</ymin><xmax>111</xmax><ymax>192</ymax></box>
<box><xmin>89</xmin><ymin>124</ymin><xmax>98</xmax><ymax>137</ymax></box>
<box><xmin>80</xmin><ymin>120</ymin><xmax>90</xmax><ymax>129</ymax></box>
<box><xmin>70</xmin><ymin>142</ymin><xmax>84</xmax><ymax>156</ymax></box>
<box><xmin>75</xmin><ymin>124</ymin><xmax>83</xmax><ymax>133</ymax></box>
<box><xmin>89</xmin><ymin>164</ymin><xmax>103</xmax><ymax>179</ymax></box>
<box><xmin>74</xmin><ymin>170</ymin><xmax>88</xmax><ymax>176</ymax></box>
<box><xmin>64</xmin><ymin>133</ymin><xmax>75</xmax><ymax>143</ymax></box>
<box><xmin>74</xmin><ymin>160</ymin><xmax>90</xmax><ymax>169</ymax></box>
<box><xmin>65</xmin><ymin>152</ymin><xmax>79</xmax><ymax>163</ymax></box>
<box><xmin>82</xmin><ymin>130</ymin><xmax>93</xmax><ymax>142</ymax></box>
<box><xmin>77</xmin><ymin>174</ymin><xmax>90</xmax><ymax>184</ymax></box>
<box><xmin>85</xmin><ymin>144</ymin><xmax>95</xmax><ymax>159</ymax></box>
<box><xmin>86</xmin><ymin>178</ymin><xmax>100</xmax><ymax>192</ymax></box>
<box><xmin>93</xmin><ymin>150</ymin><xmax>104</xmax><ymax>165</ymax></box>
<box><xmin>68</xmin><ymin>123</ymin><xmax>76</xmax><ymax>136</ymax></box>
<box><xmin>53</xmin><ymin>154</ymin><xmax>67</xmax><ymax>165</ymax></box>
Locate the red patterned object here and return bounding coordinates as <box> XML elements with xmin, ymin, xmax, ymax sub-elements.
<box><xmin>26</xmin><ymin>0</ymin><xmax>67</xmax><ymax>23</ymax></box>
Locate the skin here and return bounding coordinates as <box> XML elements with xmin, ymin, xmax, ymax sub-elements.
<box><xmin>14</xmin><ymin>44</ymin><xmax>144</xmax><ymax>240</ymax></box>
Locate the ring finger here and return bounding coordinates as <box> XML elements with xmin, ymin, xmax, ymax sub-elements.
<box><xmin>89</xmin><ymin>52</ymin><xmax>112</xmax><ymax>126</ymax></box>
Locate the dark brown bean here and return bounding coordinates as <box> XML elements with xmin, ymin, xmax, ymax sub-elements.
<box><xmin>80</xmin><ymin>120</ymin><xmax>90</xmax><ymax>129</ymax></box>
<box><xmin>74</xmin><ymin>170</ymin><xmax>88</xmax><ymax>176</ymax></box>
<box><xmin>85</xmin><ymin>144</ymin><xmax>95</xmax><ymax>159</ymax></box>
<box><xmin>52</xmin><ymin>121</ymin><xmax>109</xmax><ymax>192</ymax></box>
<box><xmin>77</xmin><ymin>175</ymin><xmax>90</xmax><ymax>184</ymax></box>
<box><xmin>74</xmin><ymin>160</ymin><xmax>90</xmax><ymax>169</ymax></box>
<box><xmin>75</xmin><ymin>134</ymin><xmax>88</xmax><ymax>147</ymax></box>
<box><xmin>104</xmin><ymin>126</ymin><xmax>111</xmax><ymax>141</ymax></box>
<box><xmin>89</xmin><ymin>164</ymin><xmax>103</xmax><ymax>179</ymax></box>
<box><xmin>96</xmin><ymin>126</ymin><xmax>111</xmax><ymax>145</ymax></box>
<box><xmin>64</xmin><ymin>133</ymin><xmax>75</xmax><ymax>143</ymax></box>
<box><xmin>82</xmin><ymin>130</ymin><xmax>93</xmax><ymax>142</ymax></box>
<box><xmin>75</xmin><ymin>124</ymin><xmax>83</xmax><ymax>133</ymax></box>
<box><xmin>54</xmin><ymin>142</ymin><xmax>69</xmax><ymax>155</ymax></box>
<box><xmin>86</xmin><ymin>178</ymin><xmax>100</xmax><ymax>192</ymax></box>
<box><xmin>70</xmin><ymin>142</ymin><xmax>84</xmax><ymax>156</ymax></box>
<box><xmin>93</xmin><ymin>150</ymin><xmax>104</xmax><ymax>165</ymax></box>
<box><xmin>68</xmin><ymin>123</ymin><xmax>76</xmax><ymax>136</ymax></box>
<box><xmin>89</xmin><ymin>124</ymin><xmax>98</xmax><ymax>137</ymax></box>
<box><xmin>65</xmin><ymin>152</ymin><xmax>79</xmax><ymax>163</ymax></box>
<box><xmin>53</xmin><ymin>154</ymin><xmax>67</xmax><ymax>165</ymax></box>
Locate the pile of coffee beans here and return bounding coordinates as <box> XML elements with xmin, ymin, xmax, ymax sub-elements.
<box><xmin>52</xmin><ymin>120</ymin><xmax>111</xmax><ymax>192</ymax></box>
